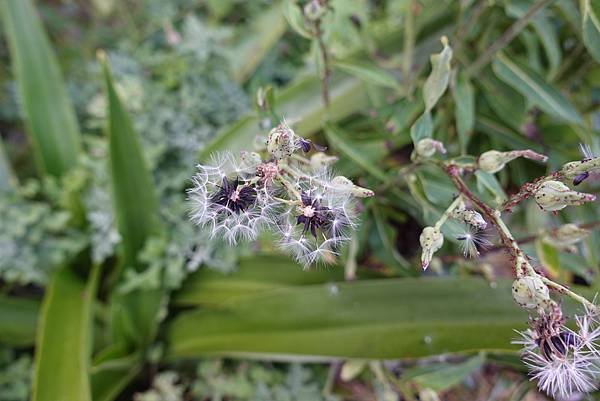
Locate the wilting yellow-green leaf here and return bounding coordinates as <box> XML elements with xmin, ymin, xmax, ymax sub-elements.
<box><xmin>0</xmin><ymin>0</ymin><xmax>81</xmax><ymax>178</ymax></box>
<box><xmin>423</xmin><ymin>36</ymin><xmax>453</xmax><ymax>111</ymax></box>
<box><xmin>32</xmin><ymin>265</ymin><xmax>99</xmax><ymax>401</ymax></box>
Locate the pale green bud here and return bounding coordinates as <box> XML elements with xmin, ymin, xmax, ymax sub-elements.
<box><xmin>542</xmin><ymin>223</ymin><xmax>591</xmax><ymax>252</ymax></box>
<box><xmin>415</xmin><ymin>138</ymin><xmax>446</xmax><ymax>158</ymax></box>
<box><xmin>512</xmin><ymin>276</ymin><xmax>550</xmax><ymax>310</ymax></box>
<box><xmin>310</xmin><ymin>152</ymin><xmax>338</xmax><ymax>170</ymax></box>
<box><xmin>452</xmin><ymin>208</ymin><xmax>487</xmax><ymax>229</ymax></box>
<box><xmin>534</xmin><ymin>180</ymin><xmax>596</xmax><ymax>211</ymax></box>
<box><xmin>331</xmin><ymin>176</ymin><xmax>374</xmax><ymax>198</ymax></box>
<box><xmin>420</xmin><ymin>226</ymin><xmax>443</xmax><ymax>270</ymax></box>
<box><xmin>419</xmin><ymin>389</ymin><xmax>441</xmax><ymax>401</ymax></box>
<box><xmin>267</xmin><ymin>122</ymin><xmax>296</xmax><ymax>159</ymax></box>
<box><xmin>478</xmin><ymin>149</ymin><xmax>548</xmax><ymax>174</ymax></box>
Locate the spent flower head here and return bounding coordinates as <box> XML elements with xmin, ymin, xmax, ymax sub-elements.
<box><xmin>534</xmin><ymin>180</ymin><xmax>596</xmax><ymax>212</ymax></box>
<box><xmin>514</xmin><ymin>305</ymin><xmax>600</xmax><ymax>399</ymax></box>
<box><xmin>188</xmin><ymin>120</ymin><xmax>372</xmax><ymax>266</ymax></box>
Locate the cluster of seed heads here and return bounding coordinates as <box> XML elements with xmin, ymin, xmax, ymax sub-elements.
<box><xmin>188</xmin><ymin>121</ymin><xmax>373</xmax><ymax>266</ymax></box>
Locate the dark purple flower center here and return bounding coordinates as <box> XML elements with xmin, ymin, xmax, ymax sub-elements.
<box><xmin>297</xmin><ymin>192</ymin><xmax>330</xmax><ymax>238</ymax></box>
<box><xmin>537</xmin><ymin>331</ymin><xmax>578</xmax><ymax>361</ymax></box>
<box><xmin>211</xmin><ymin>177</ymin><xmax>256</xmax><ymax>214</ymax></box>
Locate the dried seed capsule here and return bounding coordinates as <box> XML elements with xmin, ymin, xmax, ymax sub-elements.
<box><xmin>420</xmin><ymin>226</ymin><xmax>444</xmax><ymax>270</ymax></box>
<box><xmin>415</xmin><ymin>138</ymin><xmax>446</xmax><ymax>158</ymax></box>
<box><xmin>267</xmin><ymin>122</ymin><xmax>296</xmax><ymax>159</ymax></box>
<box><xmin>478</xmin><ymin>149</ymin><xmax>548</xmax><ymax>174</ymax></box>
<box><xmin>534</xmin><ymin>180</ymin><xmax>596</xmax><ymax>212</ymax></box>
<box><xmin>512</xmin><ymin>276</ymin><xmax>550</xmax><ymax>310</ymax></box>
<box><xmin>331</xmin><ymin>176</ymin><xmax>374</xmax><ymax>198</ymax></box>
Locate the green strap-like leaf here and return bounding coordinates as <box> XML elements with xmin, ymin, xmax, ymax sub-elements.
<box><xmin>167</xmin><ymin>278</ymin><xmax>531</xmax><ymax>360</ymax></box>
<box><xmin>453</xmin><ymin>73</ymin><xmax>475</xmax><ymax>153</ymax></box>
<box><xmin>0</xmin><ymin>0</ymin><xmax>81</xmax><ymax>178</ymax></box>
<box><xmin>100</xmin><ymin>53</ymin><xmax>162</xmax><ymax>270</ymax></box>
<box><xmin>492</xmin><ymin>53</ymin><xmax>584</xmax><ymax>125</ymax></box>
<box><xmin>32</xmin><ymin>265</ymin><xmax>99</xmax><ymax>401</ymax></box>
<box><xmin>582</xmin><ymin>0</ymin><xmax>600</xmax><ymax>62</ymax></box>
<box><xmin>334</xmin><ymin>59</ymin><xmax>400</xmax><ymax>89</ymax></box>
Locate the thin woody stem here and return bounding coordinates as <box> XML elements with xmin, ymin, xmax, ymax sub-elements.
<box><xmin>315</xmin><ymin>20</ymin><xmax>331</xmax><ymax>106</ymax></box>
<box><xmin>540</xmin><ymin>277</ymin><xmax>597</xmax><ymax>311</ymax></box>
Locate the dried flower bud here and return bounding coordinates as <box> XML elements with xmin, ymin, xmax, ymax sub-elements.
<box><xmin>534</xmin><ymin>180</ymin><xmax>596</xmax><ymax>211</ymax></box>
<box><xmin>304</xmin><ymin>0</ymin><xmax>327</xmax><ymax>21</ymax></box>
<box><xmin>560</xmin><ymin>157</ymin><xmax>600</xmax><ymax>186</ymax></box>
<box><xmin>331</xmin><ymin>176</ymin><xmax>374</xmax><ymax>198</ymax></box>
<box><xmin>267</xmin><ymin>122</ymin><xmax>296</xmax><ymax>159</ymax></box>
<box><xmin>452</xmin><ymin>208</ymin><xmax>487</xmax><ymax>229</ymax></box>
<box><xmin>310</xmin><ymin>152</ymin><xmax>338</xmax><ymax>170</ymax></box>
<box><xmin>512</xmin><ymin>276</ymin><xmax>550</xmax><ymax>310</ymax></box>
<box><xmin>478</xmin><ymin>149</ymin><xmax>548</xmax><ymax>174</ymax></box>
<box><xmin>415</xmin><ymin>138</ymin><xmax>446</xmax><ymax>158</ymax></box>
<box><xmin>542</xmin><ymin>224</ymin><xmax>591</xmax><ymax>252</ymax></box>
<box><xmin>420</xmin><ymin>226</ymin><xmax>443</xmax><ymax>270</ymax></box>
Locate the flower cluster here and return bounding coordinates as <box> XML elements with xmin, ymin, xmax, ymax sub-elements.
<box><xmin>514</xmin><ymin>303</ymin><xmax>600</xmax><ymax>399</ymax></box>
<box><xmin>188</xmin><ymin>121</ymin><xmax>372</xmax><ymax>266</ymax></box>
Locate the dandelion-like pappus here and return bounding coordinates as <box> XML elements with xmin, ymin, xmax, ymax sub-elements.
<box><xmin>514</xmin><ymin>304</ymin><xmax>600</xmax><ymax>399</ymax></box>
<box><xmin>188</xmin><ymin>120</ymin><xmax>372</xmax><ymax>266</ymax></box>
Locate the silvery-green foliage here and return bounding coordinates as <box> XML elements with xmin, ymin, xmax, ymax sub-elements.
<box><xmin>0</xmin><ymin>347</ymin><xmax>31</xmax><ymax>401</ymax></box>
<box><xmin>132</xmin><ymin>371</ymin><xmax>185</xmax><ymax>401</ymax></box>
<box><xmin>191</xmin><ymin>360</ymin><xmax>339</xmax><ymax>401</ymax></box>
<box><xmin>0</xmin><ymin>188</ymin><xmax>85</xmax><ymax>285</ymax></box>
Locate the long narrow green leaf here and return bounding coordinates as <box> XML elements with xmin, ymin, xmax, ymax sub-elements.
<box><xmin>231</xmin><ymin>2</ymin><xmax>287</xmax><ymax>82</ymax></box>
<box><xmin>100</xmin><ymin>52</ymin><xmax>165</xmax><ymax>349</ymax></box>
<box><xmin>174</xmin><ymin>255</ymin><xmax>348</xmax><ymax>307</ymax></box>
<box><xmin>492</xmin><ymin>53</ymin><xmax>584</xmax><ymax>125</ymax></box>
<box><xmin>168</xmin><ymin>278</ymin><xmax>531</xmax><ymax>360</ymax></box>
<box><xmin>581</xmin><ymin>0</ymin><xmax>600</xmax><ymax>62</ymax></box>
<box><xmin>100</xmin><ymin>52</ymin><xmax>162</xmax><ymax>270</ymax></box>
<box><xmin>32</xmin><ymin>265</ymin><xmax>99</xmax><ymax>401</ymax></box>
<box><xmin>0</xmin><ymin>295</ymin><xmax>39</xmax><ymax>347</ymax></box>
<box><xmin>0</xmin><ymin>139</ymin><xmax>16</xmax><ymax>192</ymax></box>
<box><xmin>0</xmin><ymin>0</ymin><xmax>81</xmax><ymax>177</ymax></box>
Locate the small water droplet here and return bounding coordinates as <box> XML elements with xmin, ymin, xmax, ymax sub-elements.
<box><xmin>489</xmin><ymin>282</ymin><xmax>498</xmax><ymax>289</ymax></box>
<box><xmin>423</xmin><ymin>336</ymin><xmax>432</xmax><ymax>344</ymax></box>
<box><xmin>328</xmin><ymin>283</ymin><xmax>339</xmax><ymax>296</ymax></box>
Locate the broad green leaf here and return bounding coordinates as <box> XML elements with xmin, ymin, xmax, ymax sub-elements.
<box><xmin>174</xmin><ymin>255</ymin><xmax>347</xmax><ymax>307</ymax></box>
<box><xmin>324</xmin><ymin>123</ymin><xmax>388</xmax><ymax>182</ymax></box>
<box><xmin>334</xmin><ymin>59</ymin><xmax>400</xmax><ymax>89</ymax></box>
<box><xmin>200</xmin><ymin>73</ymin><xmax>368</xmax><ymax>159</ymax></box>
<box><xmin>475</xmin><ymin>170</ymin><xmax>507</xmax><ymax>205</ymax></box>
<box><xmin>231</xmin><ymin>3</ymin><xmax>287</xmax><ymax>82</ymax></box>
<box><xmin>404</xmin><ymin>354</ymin><xmax>485</xmax><ymax>391</ymax></box>
<box><xmin>423</xmin><ymin>36</ymin><xmax>453</xmax><ymax>111</ymax></box>
<box><xmin>582</xmin><ymin>0</ymin><xmax>600</xmax><ymax>62</ymax></box>
<box><xmin>0</xmin><ymin>295</ymin><xmax>38</xmax><ymax>347</ymax></box>
<box><xmin>0</xmin><ymin>0</ymin><xmax>81</xmax><ymax>178</ymax></box>
<box><xmin>100</xmin><ymin>53</ymin><xmax>162</xmax><ymax>270</ymax></box>
<box><xmin>492</xmin><ymin>53</ymin><xmax>584</xmax><ymax>125</ymax></box>
<box><xmin>507</xmin><ymin>0</ymin><xmax>561</xmax><ymax>79</ymax></box>
<box><xmin>452</xmin><ymin>73</ymin><xmax>475</xmax><ymax>153</ymax></box>
<box><xmin>91</xmin><ymin>343</ymin><xmax>141</xmax><ymax>401</ymax></box>
<box><xmin>32</xmin><ymin>265</ymin><xmax>99</xmax><ymax>401</ymax></box>
<box><xmin>283</xmin><ymin>0</ymin><xmax>313</xmax><ymax>39</ymax></box>
<box><xmin>410</xmin><ymin>111</ymin><xmax>433</xmax><ymax>144</ymax></box>
<box><xmin>168</xmin><ymin>278</ymin><xmax>530</xmax><ymax>360</ymax></box>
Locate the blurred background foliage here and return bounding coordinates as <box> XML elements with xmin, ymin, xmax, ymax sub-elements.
<box><xmin>0</xmin><ymin>0</ymin><xmax>599</xmax><ymax>400</ymax></box>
